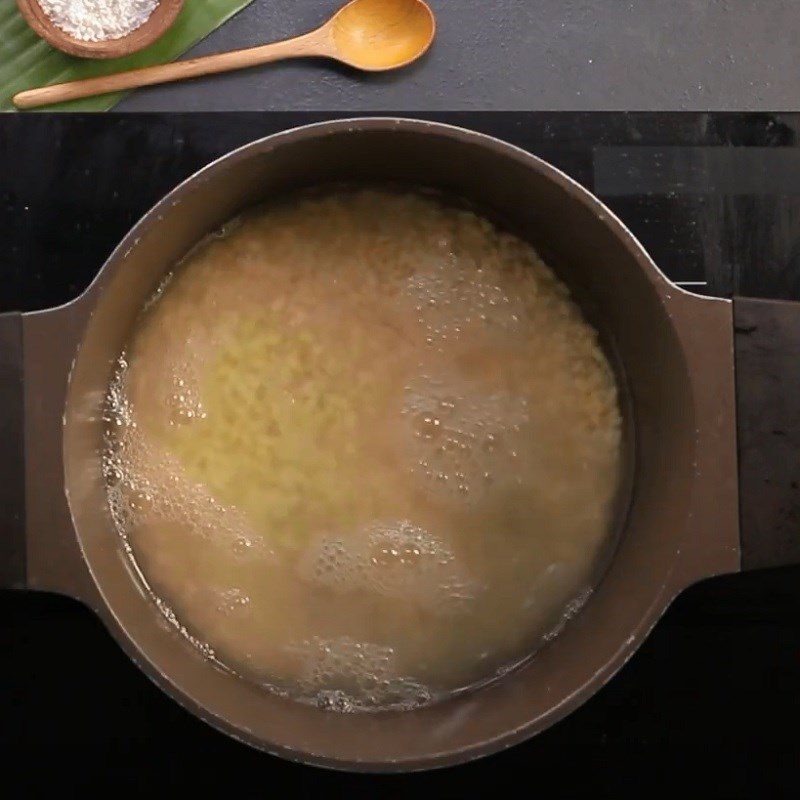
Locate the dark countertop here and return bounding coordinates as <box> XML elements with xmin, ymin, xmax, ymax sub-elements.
<box><xmin>1</xmin><ymin>112</ymin><xmax>799</xmax><ymax>796</ymax></box>
<box><xmin>119</xmin><ymin>0</ymin><xmax>800</xmax><ymax>112</ymax></box>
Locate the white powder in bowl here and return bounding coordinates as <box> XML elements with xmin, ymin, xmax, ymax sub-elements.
<box><xmin>36</xmin><ymin>0</ymin><xmax>160</xmax><ymax>42</ymax></box>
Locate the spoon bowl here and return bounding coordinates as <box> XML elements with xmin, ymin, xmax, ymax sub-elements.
<box><xmin>330</xmin><ymin>0</ymin><xmax>436</xmax><ymax>71</ymax></box>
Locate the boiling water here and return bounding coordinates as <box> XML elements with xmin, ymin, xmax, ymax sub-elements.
<box><xmin>103</xmin><ymin>189</ymin><xmax>623</xmax><ymax>711</ymax></box>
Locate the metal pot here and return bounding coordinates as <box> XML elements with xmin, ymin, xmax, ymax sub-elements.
<box><xmin>1</xmin><ymin>118</ymin><xmax>797</xmax><ymax>771</ymax></box>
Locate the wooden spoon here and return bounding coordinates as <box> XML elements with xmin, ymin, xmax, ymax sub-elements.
<box><xmin>13</xmin><ymin>0</ymin><xmax>436</xmax><ymax>110</ymax></box>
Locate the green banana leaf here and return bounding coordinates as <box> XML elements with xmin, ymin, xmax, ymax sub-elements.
<box><xmin>0</xmin><ymin>0</ymin><xmax>255</xmax><ymax>111</ymax></box>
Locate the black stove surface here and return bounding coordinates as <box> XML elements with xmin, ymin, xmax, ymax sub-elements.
<box><xmin>1</xmin><ymin>113</ymin><xmax>798</xmax><ymax>796</ymax></box>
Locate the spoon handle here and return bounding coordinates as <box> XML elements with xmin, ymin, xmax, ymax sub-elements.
<box><xmin>13</xmin><ymin>31</ymin><xmax>327</xmax><ymax>110</ymax></box>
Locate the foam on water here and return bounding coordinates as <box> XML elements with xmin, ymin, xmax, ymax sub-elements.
<box><xmin>299</xmin><ymin>519</ymin><xmax>479</xmax><ymax>613</ymax></box>
<box><xmin>403</xmin><ymin>375</ymin><xmax>530</xmax><ymax>502</ymax></box>
<box><xmin>405</xmin><ymin>257</ymin><xmax>527</xmax><ymax>349</ymax></box>
<box><xmin>103</xmin><ymin>355</ymin><xmax>271</xmax><ymax>563</ymax></box>
<box><xmin>289</xmin><ymin>636</ymin><xmax>431</xmax><ymax>712</ymax></box>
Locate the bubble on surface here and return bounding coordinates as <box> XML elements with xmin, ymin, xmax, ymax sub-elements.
<box><xmin>289</xmin><ymin>636</ymin><xmax>431</xmax><ymax>712</ymax></box>
<box><xmin>299</xmin><ymin>520</ymin><xmax>479</xmax><ymax>613</ymax></box>
<box><xmin>403</xmin><ymin>375</ymin><xmax>529</xmax><ymax>502</ymax></box>
<box><xmin>404</xmin><ymin>256</ymin><xmax>527</xmax><ymax>348</ymax></box>
<box><xmin>541</xmin><ymin>587</ymin><xmax>594</xmax><ymax>644</ymax></box>
<box><xmin>214</xmin><ymin>587</ymin><xmax>252</xmax><ymax>617</ymax></box>
<box><xmin>102</xmin><ymin>355</ymin><xmax>271</xmax><ymax>563</ymax></box>
<box><xmin>142</xmin><ymin>270</ymin><xmax>175</xmax><ymax>312</ymax></box>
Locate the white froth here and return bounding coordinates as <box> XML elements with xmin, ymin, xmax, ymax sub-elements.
<box><xmin>103</xmin><ymin>355</ymin><xmax>270</xmax><ymax>562</ymax></box>
<box><xmin>289</xmin><ymin>636</ymin><xmax>431</xmax><ymax>712</ymax></box>
<box><xmin>299</xmin><ymin>520</ymin><xmax>479</xmax><ymax>613</ymax></box>
<box><xmin>403</xmin><ymin>375</ymin><xmax>530</xmax><ymax>502</ymax></box>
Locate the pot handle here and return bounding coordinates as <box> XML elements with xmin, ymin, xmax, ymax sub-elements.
<box><xmin>735</xmin><ymin>296</ymin><xmax>800</xmax><ymax>571</ymax></box>
<box><xmin>0</xmin><ymin>312</ymin><xmax>26</xmax><ymax>590</ymax></box>
<box><xmin>0</xmin><ymin>300</ymin><xmax>98</xmax><ymax>603</ymax></box>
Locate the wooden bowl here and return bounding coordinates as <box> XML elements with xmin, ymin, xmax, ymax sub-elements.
<box><xmin>16</xmin><ymin>0</ymin><xmax>185</xmax><ymax>59</ymax></box>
